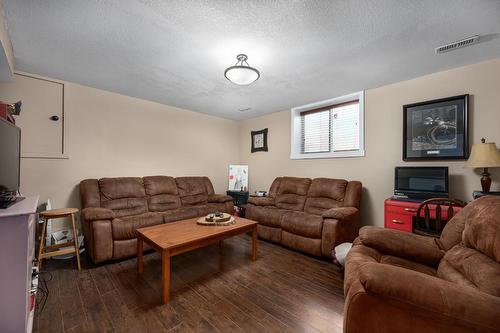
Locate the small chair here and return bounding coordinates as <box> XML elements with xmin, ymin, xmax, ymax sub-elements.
<box><xmin>414</xmin><ymin>198</ymin><xmax>465</xmax><ymax>237</ymax></box>
<box><xmin>38</xmin><ymin>208</ymin><xmax>81</xmax><ymax>270</ymax></box>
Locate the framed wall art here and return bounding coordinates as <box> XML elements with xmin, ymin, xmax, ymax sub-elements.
<box><xmin>228</xmin><ymin>165</ymin><xmax>248</xmax><ymax>191</ymax></box>
<box><xmin>251</xmin><ymin>128</ymin><xmax>268</xmax><ymax>153</ymax></box>
<box><xmin>403</xmin><ymin>94</ymin><xmax>469</xmax><ymax>161</ymax></box>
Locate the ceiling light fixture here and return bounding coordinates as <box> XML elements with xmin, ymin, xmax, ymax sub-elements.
<box><xmin>224</xmin><ymin>54</ymin><xmax>260</xmax><ymax>85</ymax></box>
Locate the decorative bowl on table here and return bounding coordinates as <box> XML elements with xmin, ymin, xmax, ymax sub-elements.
<box><xmin>197</xmin><ymin>212</ymin><xmax>236</xmax><ymax>226</ymax></box>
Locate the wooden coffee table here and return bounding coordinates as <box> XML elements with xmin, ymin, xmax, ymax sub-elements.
<box><xmin>136</xmin><ymin>216</ymin><xmax>258</xmax><ymax>304</ymax></box>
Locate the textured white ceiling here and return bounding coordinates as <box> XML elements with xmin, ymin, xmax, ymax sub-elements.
<box><xmin>3</xmin><ymin>0</ymin><xmax>500</xmax><ymax>120</ymax></box>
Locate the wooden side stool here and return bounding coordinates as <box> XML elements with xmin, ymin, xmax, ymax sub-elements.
<box><xmin>38</xmin><ymin>208</ymin><xmax>81</xmax><ymax>270</ymax></box>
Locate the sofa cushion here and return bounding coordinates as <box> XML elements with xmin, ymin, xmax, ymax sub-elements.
<box><xmin>99</xmin><ymin>177</ymin><xmax>148</xmax><ymax>217</ymax></box>
<box><xmin>80</xmin><ymin>179</ymin><xmax>101</xmax><ymax>208</ymax></box>
<box><xmin>275</xmin><ymin>177</ymin><xmax>311</xmax><ymax>211</ymax></box>
<box><xmin>275</xmin><ymin>194</ymin><xmax>307</xmax><ymax>211</ymax></box>
<box><xmin>277</xmin><ymin>177</ymin><xmax>311</xmax><ymax>196</ymax></box>
<box><xmin>147</xmin><ymin>194</ymin><xmax>181</xmax><ymax>212</ymax></box>
<box><xmin>247</xmin><ymin>206</ymin><xmax>287</xmax><ymax>228</ymax></box>
<box><xmin>281</xmin><ymin>231</ymin><xmax>322</xmax><ymax>256</ymax></box>
<box><xmin>268</xmin><ymin>177</ymin><xmax>283</xmax><ymax>198</ymax></box>
<box><xmin>208</xmin><ymin>194</ymin><xmax>233</xmax><ymax>203</ymax></box>
<box><xmin>111</xmin><ymin>212</ymin><xmax>163</xmax><ymax>240</ymax></box>
<box><xmin>257</xmin><ymin>224</ymin><xmax>281</xmax><ymax>243</ymax></box>
<box><xmin>247</xmin><ymin>196</ymin><xmax>275</xmax><ymax>206</ymax></box>
<box><xmin>438</xmin><ymin>244</ymin><xmax>500</xmax><ymax>297</ymax></box>
<box><xmin>346</xmin><ymin>242</ymin><xmax>437</xmax><ymax>279</ymax></box>
<box><xmin>462</xmin><ymin>196</ymin><xmax>500</xmax><ymax>262</ymax></box>
<box><xmin>196</xmin><ymin>203</ymin><xmax>232</xmax><ymax>216</ymax></box>
<box><xmin>380</xmin><ymin>255</ymin><xmax>437</xmax><ymax>277</ymax></box>
<box><xmin>101</xmin><ymin>197</ymin><xmax>148</xmax><ymax>218</ymax></box>
<box><xmin>304</xmin><ymin>197</ymin><xmax>343</xmax><ymax>215</ymax></box>
<box><xmin>161</xmin><ymin>207</ymin><xmax>199</xmax><ymax>223</ymax></box>
<box><xmin>281</xmin><ymin>211</ymin><xmax>323</xmax><ymax>238</ymax></box>
<box><xmin>143</xmin><ymin>175</ymin><xmax>181</xmax><ymax>212</ymax></box>
<box><xmin>99</xmin><ymin>177</ymin><xmax>145</xmax><ymax>199</ymax></box>
<box><xmin>175</xmin><ymin>177</ymin><xmax>212</xmax><ymax>206</ymax></box>
<box><xmin>304</xmin><ymin>178</ymin><xmax>347</xmax><ymax>215</ymax></box>
<box><xmin>143</xmin><ymin>176</ymin><xmax>178</xmax><ymax>196</ymax></box>
<box><xmin>307</xmin><ymin>178</ymin><xmax>348</xmax><ymax>199</ymax></box>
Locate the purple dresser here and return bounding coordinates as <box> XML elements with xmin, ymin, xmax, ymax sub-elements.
<box><xmin>0</xmin><ymin>196</ymin><xmax>38</xmax><ymax>333</ymax></box>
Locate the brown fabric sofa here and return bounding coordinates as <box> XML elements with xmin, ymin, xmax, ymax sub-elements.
<box><xmin>246</xmin><ymin>177</ymin><xmax>362</xmax><ymax>257</ymax></box>
<box><xmin>344</xmin><ymin>196</ymin><xmax>500</xmax><ymax>333</ymax></box>
<box><xmin>80</xmin><ymin>176</ymin><xmax>233</xmax><ymax>263</ymax></box>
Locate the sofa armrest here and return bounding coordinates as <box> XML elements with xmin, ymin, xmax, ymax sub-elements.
<box><xmin>322</xmin><ymin>207</ymin><xmax>358</xmax><ymax>220</ymax></box>
<box><xmin>320</xmin><ymin>207</ymin><xmax>359</xmax><ymax>257</ymax></box>
<box><xmin>247</xmin><ymin>196</ymin><xmax>275</xmax><ymax>206</ymax></box>
<box><xmin>208</xmin><ymin>194</ymin><xmax>233</xmax><ymax>203</ymax></box>
<box><xmin>358</xmin><ymin>262</ymin><xmax>500</xmax><ymax>331</ymax></box>
<box><xmin>81</xmin><ymin>207</ymin><xmax>115</xmax><ymax>221</ymax></box>
<box><xmin>359</xmin><ymin>226</ymin><xmax>444</xmax><ymax>266</ymax></box>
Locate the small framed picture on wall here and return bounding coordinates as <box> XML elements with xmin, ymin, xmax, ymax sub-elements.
<box><xmin>403</xmin><ymin>94</ymin><xmax>469</xmax><ymax>161</ymax></box>
<box><xmin>251</xmin><ymin>128</ymin><xmax>268</xmax><ymax>153</ymax></box>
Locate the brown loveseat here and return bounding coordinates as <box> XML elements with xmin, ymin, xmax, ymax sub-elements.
<box><xmin>80</xmin><ymin>176</ymin><xmax>233</xmax><ymax>263</ymax></box>
<box><xmin>344</xmin><ymin>196</ymin><xmax>500</xmax><ymax>333</ymax></box>
<box><xmin>246</xmin><ymin>177</ymin><xmax>362</xmax><ymax>257</ymax></box>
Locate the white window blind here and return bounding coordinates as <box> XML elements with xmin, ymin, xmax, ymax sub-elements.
<box><xmin>332</xmin><ymin>101</ymin><xmax>360</xmax><ymax>151</ymax></box>
<box><xmin>301</xmin><ymin>109</ymin><xmax>330</xmax><ymax>153</ymax></box>
<box><xmin>300</xmin><ymin>100</ymin><xmax>360</xmax><ymax>154</ymax></box>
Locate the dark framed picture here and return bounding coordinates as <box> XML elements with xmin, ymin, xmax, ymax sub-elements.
<box><xmin>251</xmin><ymin>128</ymin><xmax>268</xmax><ymax>153</ymax></box>
<box><xmin>403</xmin><ymin>94</ymin><xmax>469</xmax><ymax>161</ymax></box>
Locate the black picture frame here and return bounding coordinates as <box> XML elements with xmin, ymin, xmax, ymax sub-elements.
<box><xmin>251</xmin><ymin>128</ymin><xmax>268</xmax><ymax>153</ymax></box>
<box><xmin>403</xmin><ymin>94</ymin><xmax>469</xmax><ymax>161</ymax></box>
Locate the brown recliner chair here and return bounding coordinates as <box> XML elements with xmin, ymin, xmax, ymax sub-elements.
<box><xmin>80</xmin><ymin>176</ymin><xmax>233</xmax><ymax>263</ymax></box>
<box><xmin>344</xmin><ymin>196</ymin><xmax>500</xmax><ymax>333</ymax></box>
<box><xmin>246</xmin><ymin>176</ymin><xmax>362</xmax><ymax>257</ymax></box>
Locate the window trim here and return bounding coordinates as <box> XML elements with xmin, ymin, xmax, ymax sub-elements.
<box><xmin>290</xmin><ymin>91</ymin><xmax>365</xmax><ymax>159</ymax></box>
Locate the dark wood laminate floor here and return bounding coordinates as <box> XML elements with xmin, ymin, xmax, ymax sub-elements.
<box><xmin>33</xmin><ymin>235</ymin><xmax>345</xmax><ymax>333</ymax></box>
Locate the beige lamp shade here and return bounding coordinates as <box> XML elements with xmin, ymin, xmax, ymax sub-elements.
<box><xmin>466</xmin><ymin>142</ymin><xmax>500</xmax><ymax>168</ymax></box>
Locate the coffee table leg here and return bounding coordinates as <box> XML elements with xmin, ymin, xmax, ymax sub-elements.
<box><xmin>137</xmin><ymin>238</ymin><xmax>143</xmax><ymax>274</ymax></box>
<box><xmin>252</xmin><ymin>225</ymin><xmax>257</xmax><ymax>261</ymax></box>
<box><xmin>162</xmin><ymin>250</ymin><xmax>170</xmax><ymax>304</ymax></box>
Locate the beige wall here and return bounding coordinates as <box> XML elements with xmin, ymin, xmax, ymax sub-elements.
<box><xmin>0</xmin><ymin>0</ymin><xmax>14</xmax><ymax>79</ymax></box>
<box><xmin>6</xmin><ymin>58</ymin><xmax>500</xmax><ymax>231</ymax></box>
<box><xmin>239</xmin><ymin>58</ymin><xmax>500</xmax><ymax>227</ymax></box>
<box><xmin>15</xmin><ymin>76</ymin><xmax>239</xmax><ymax>229</ymax></box>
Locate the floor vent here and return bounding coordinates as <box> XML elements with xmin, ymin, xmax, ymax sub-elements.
<box><xmin>435</xmin><ymin>35</ymin><xmax>480</xmax><ymax>54</ymax></box>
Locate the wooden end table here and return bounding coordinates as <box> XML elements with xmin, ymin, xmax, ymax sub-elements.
<box><xmin>136</xmin><ymin>216</ymin><xmax>258</xmax><ymax>304</ymax></box>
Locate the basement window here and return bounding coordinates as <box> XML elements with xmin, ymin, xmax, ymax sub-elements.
<box><xmin>290</xmin><ymin>91</ymin><xmax>365</xmax><ymax>159</ymax></box>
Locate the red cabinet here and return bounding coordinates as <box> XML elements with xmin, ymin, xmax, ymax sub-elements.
<box><xmin>384</xmin><ymin>199</ymin><xmax>463</xmax><ymax>233</ymax></box>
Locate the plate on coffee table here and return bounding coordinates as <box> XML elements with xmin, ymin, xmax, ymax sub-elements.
<box><xmin>197</xmin><ymin>213</ymin><xmax>235</xmax><ymax>226</ymax></box>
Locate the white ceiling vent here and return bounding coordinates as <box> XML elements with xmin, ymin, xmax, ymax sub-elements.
<box><xmin>435</xmin><ymin>35</ymin><xmax>480</xmax><ymax>54</ymax></box>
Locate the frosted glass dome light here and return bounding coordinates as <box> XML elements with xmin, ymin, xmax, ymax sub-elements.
<box><xmin>224</xmin><ymin>54</ymin><xmax>260</xmax><ymax>85</ymax></box>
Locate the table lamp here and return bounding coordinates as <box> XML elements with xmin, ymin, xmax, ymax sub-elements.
<box><xmin>466</xmin><ymin>138</ymin><xmax>500</xmax><ymax>192</ymax></box>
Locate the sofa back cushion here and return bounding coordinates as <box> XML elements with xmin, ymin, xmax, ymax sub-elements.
<box><xmin>80</xmin><ymin>179</ymin><xmax>101</xmax><ymax>208</ymax></box>
<box><xmin>304</xmin><ymin>178</ymin><xmax>347</xmax><ymax>215</ymax></box>
<box><xmin>438</xmin><ymin>206</ymin><xmax>468</xmax><ymax>251</ymax></box>
<box><xmin>462</xmin><ymin>196</ymin><xmax>500</xmax><ymax>263</ymax></box>
<box><xmin>268</xmin><ymin>177</ymin><xmax>283</xmax><ymax>198</ymax></box>
<box><xmin>438</xmin><ymin>244</ymin><xmax>500</xmax><ymax>297</ymax></box>
<box><xmin>99</xmin><ymin>177</ymin><xmax>148</xmax><ymax>218</ymax></box>
<box><xmin>275</xmin><ymin>177</ymin><xmax>311</xmax><ymax>211</ymax></box>
<box><xmin>143</xmin><ymin>176</ymin><xmax>181</xmax><ymax>212</ymax></box>
<box><xmin>175</xmin><ymin>176</ymin><xmax>214</xmax><ymax>206</ymax></box>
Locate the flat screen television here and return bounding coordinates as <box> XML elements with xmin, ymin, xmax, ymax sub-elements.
<box><xmin>0</xmin><ymin>117</ymin><xmax>21</xmax><ymax>195</ymax></box>
<box><xmin>394</xmin><ymin>166</ymin><xmax>448</xmax><ymax>200</ymax></box>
